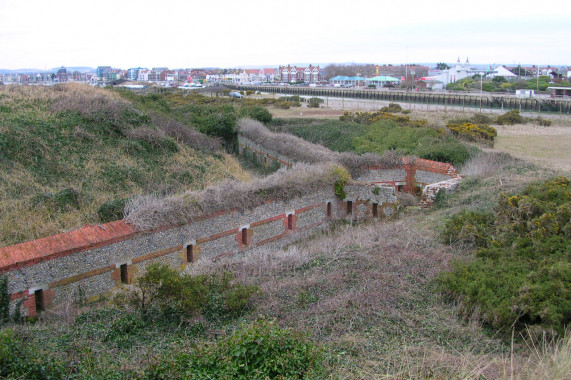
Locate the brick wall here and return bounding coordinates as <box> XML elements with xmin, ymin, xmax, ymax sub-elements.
<box><xmin>1</xmin><ymin>185</ymin><xmax>397</xmax><ymax>317</ymax></box>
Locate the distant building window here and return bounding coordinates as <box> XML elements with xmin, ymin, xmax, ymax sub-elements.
<box><xmin>346</xmin><ymin>201</ymin><xmax>353</xmax><ymax>215</ymax></box>
<box><xmin>287</xmin><ymin>214</ymin><xmax>294</xmax><ymax>230</ymax></box>
<box><xmin>327</xmin><ymin>202</ymin><xmax>332</xmax><ymax>217</ymax></box>
<box><xmin>372</xmin><ymin>203</ymin><xmax>379</xmax><ymax>218</ymax></box>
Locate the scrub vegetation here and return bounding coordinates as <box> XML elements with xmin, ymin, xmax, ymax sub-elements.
<box><xmin>1</xmin><ymin>86</ymin><xmax>569</xmax><ymax>379</ymax></box>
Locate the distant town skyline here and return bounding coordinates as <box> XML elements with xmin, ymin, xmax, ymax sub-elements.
<box><xmin>1</xmin><ymin>0</ymin><xmax>570</xmax><ymax>70</ymax></box>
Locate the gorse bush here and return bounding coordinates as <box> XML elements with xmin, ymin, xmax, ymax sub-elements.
<box><xmin>440</xmin><ymin>209</ymin><xmax>495</xmax><ymax>247</ymax></box>
<box><xmin>447</xmin><ymin>122</ymin><xmax>497</xmax><ymax>144</ymax></box>
<box><xmin>437</xmin><ymin>177</ymin><xmax>571</xmax><ymax>335</ymax></box>
<box><xmin>340</xmin><ymin>110</ymin><xmax>425</xmax><ymax>126</ymax></box>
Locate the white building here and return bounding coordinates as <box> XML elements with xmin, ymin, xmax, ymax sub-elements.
<box><xmin>488</xmin><ymin>66</ymin><xmax>517</xmax><ymax>79</ymax></box>
<box><xmin>421</xmin><ymin>58</ymin><xmax>474</xmax><ymax>89</ymax></box>
<box><xmin>137</xmin><ymin>69</ymin><xmax>150</xmax><ymax>82</ymax></box>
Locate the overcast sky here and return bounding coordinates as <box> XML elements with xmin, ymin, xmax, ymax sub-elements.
<box><xmin>1</xmin><ymin>0</ymin><xmax>570</xmax><ymax>70</ymax></box>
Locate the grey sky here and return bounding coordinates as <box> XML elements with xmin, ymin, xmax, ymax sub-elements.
<box><xmin>1</xmin><ymin>0</ymin><xmax>569</xmax><ymax>70</ymax></box>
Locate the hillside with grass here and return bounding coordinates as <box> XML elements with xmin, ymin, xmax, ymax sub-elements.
<box><xmin>0</xmin><ymin>84</ymin><xmax>250</xmax><ymax>247</ymax></box>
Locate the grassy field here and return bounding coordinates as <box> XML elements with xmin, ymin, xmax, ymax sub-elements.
<box><xmin>493</xmin><ymin>124</ymin><xmax>571</xmax><ymax>172</ymax></box>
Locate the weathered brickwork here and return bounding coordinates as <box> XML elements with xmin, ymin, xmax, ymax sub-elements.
<box><xmin>415</xmin><ymin>170</ymin><xmax>453</xmax><ymax>186</ymax></box>
<box><xmin>3</xmin><ymin>187</ymin><xmax>377</xmax><ymax>316</ymax></box>
<box><xmin>251</xmin><ymin>219</ymin><xmax>286</xmax><ymax>244</ymax></box>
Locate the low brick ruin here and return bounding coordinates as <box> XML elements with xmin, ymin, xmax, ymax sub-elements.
<box><xmin>1</xmin><ymin>132</ymin><xmax>460</xmax><ymax>317</ymax></box>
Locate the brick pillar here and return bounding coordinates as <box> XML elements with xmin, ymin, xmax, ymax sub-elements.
<box><xmin>179</xmin><ymin>243</ymin><xmax>201</xmax><ymax>266</ymax></box>
<box><xmin>236</xmin><ymin>226</ymin><xmax>252</xmax><ymax>250</ymax></box>
<box><xmin>404</xmin><ymin>163</ymin><xmax>416</xmax><ymax>193</ymax></box>
<box><xmin>283</xmin><ymin>212</ymin><xmax>298</xmax><ymax>232</ymax></box>
<box><xmin>111</xmin><ymin>263</ymin><xmax>137</xmax><ymax>285</ymax></box>
<box><xmin>24</xmin><ymin>288</ymin><xmax>55</xmax><ymax>317</ymax></box>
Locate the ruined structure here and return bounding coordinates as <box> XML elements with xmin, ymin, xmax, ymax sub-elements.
<box><xmin>1</xmin><ymin>124</ymin><xmax>460</xmax><ymax>316</ymax></box>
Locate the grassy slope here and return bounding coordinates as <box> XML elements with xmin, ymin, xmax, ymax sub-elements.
<box><xmin>0</xmin><ymin>85</ymin><xmax>250</xmax><ymax>247</ymax></box>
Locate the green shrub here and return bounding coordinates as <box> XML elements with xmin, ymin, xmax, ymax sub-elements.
<box><xmin>135</xmin><ymin>264</ymin><xmax>258</xmax><ymax>320</ymax></box>
<box><xmin>146</xmin><ymin>319</ymin><xmax>324</xmax><ymax>379</ymax></box>
<box><xmin>307</xmin><ymin>97</ymin><xmax>324</xmax><ymax>108</ymax></box>
<box><xmin>275</xmin><ymin>100</ymin><xmax>291</xmax><ymax>109</ymax></box>
<box><xmin>97</xmin><ymin>198</ymin><xmax>127</xmax><ymax>223</ymax></box>
<box><xmin>279</xmin><ymin>95</ymin><xmax>302</xmax><ymax>102</ymax></box>
<box><xmin>437</xmin><ymin>177</ymin><xmax>571</xmax><ymax>335</ymax></box>
<box><xmin>380</xmin><ymin>103</ymin><xmax>403</xmax><ymax>113</ymax></box>
<box><xmin>0</xmin><ymin>328</ymin><xmax>66</xmax><ymax>378</ymax></box>
<box><xmin>239</xmin><ymin>106</ymin><xmax>273</xmax><ymax>124</ymax></box>
<box><xmin>471</xmin><ymin>113</ymin><xmax>493</xmax><ymax>124</ymax></box>
<box><xmin>333</xmin><ymin>167</ymin><xmax>351</xmax><ymax>200</ymax></box>
<box><xmin>496</xmin><ymin>110</ymin><xmax>524</xmax><ymax>125</ymax></box>
<box><xmin>186</xmin><ymin>104</ymin><xmax>237</xmax><ymax>142</ymax></box>
<box><xmin>418</xmin><ymin>136</ymin><xmax>471</xmax><ymax>166</ymax></box>
<box><xmin>535</xmin><ymin>117</ymin><xmax>552</xmax><ymax>126</ymax></box>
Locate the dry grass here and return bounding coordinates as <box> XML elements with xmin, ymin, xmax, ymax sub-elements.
<box><xmin>184</xmin><ymin>206</ymin><xmax>570</xmax><ymax>379</ymax></box>
<box><xmin>460</xmin><ymin>151</ymin><xmax>521</xmax><ymax>178</ymax></box>
<box><xmin>238</xmin><ymin>118</ymin><xmax>402</xmax><ymax>176</ymax></box>
<box><xmin>149</xmin><ymin>113</ymin><xmax>221</xmax><ymax>152</ymax></box>
<box><xmin>493</xmin><ymin>124</ymin><xmax>571</xmax><ymax>172</ymax></box>
<box><xmin>124</xmin><ymin>163</ymin><xmax>346</xmax><ymax>230</ymax></box>
<box><xmin>0</xmin><ymin>84</ymin><xmax>248</xmax><ymax>246</ymax></box>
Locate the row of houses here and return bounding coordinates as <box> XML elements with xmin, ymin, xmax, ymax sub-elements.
<box><xmin>2</xmin><ymin>66</ymin><xmax>97</xmax><ymax>84</ymax></box>
<box><xmin>95</xmin><ymin>65</ymin><xmax>323</xmax><ymax>84</ymax></box>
